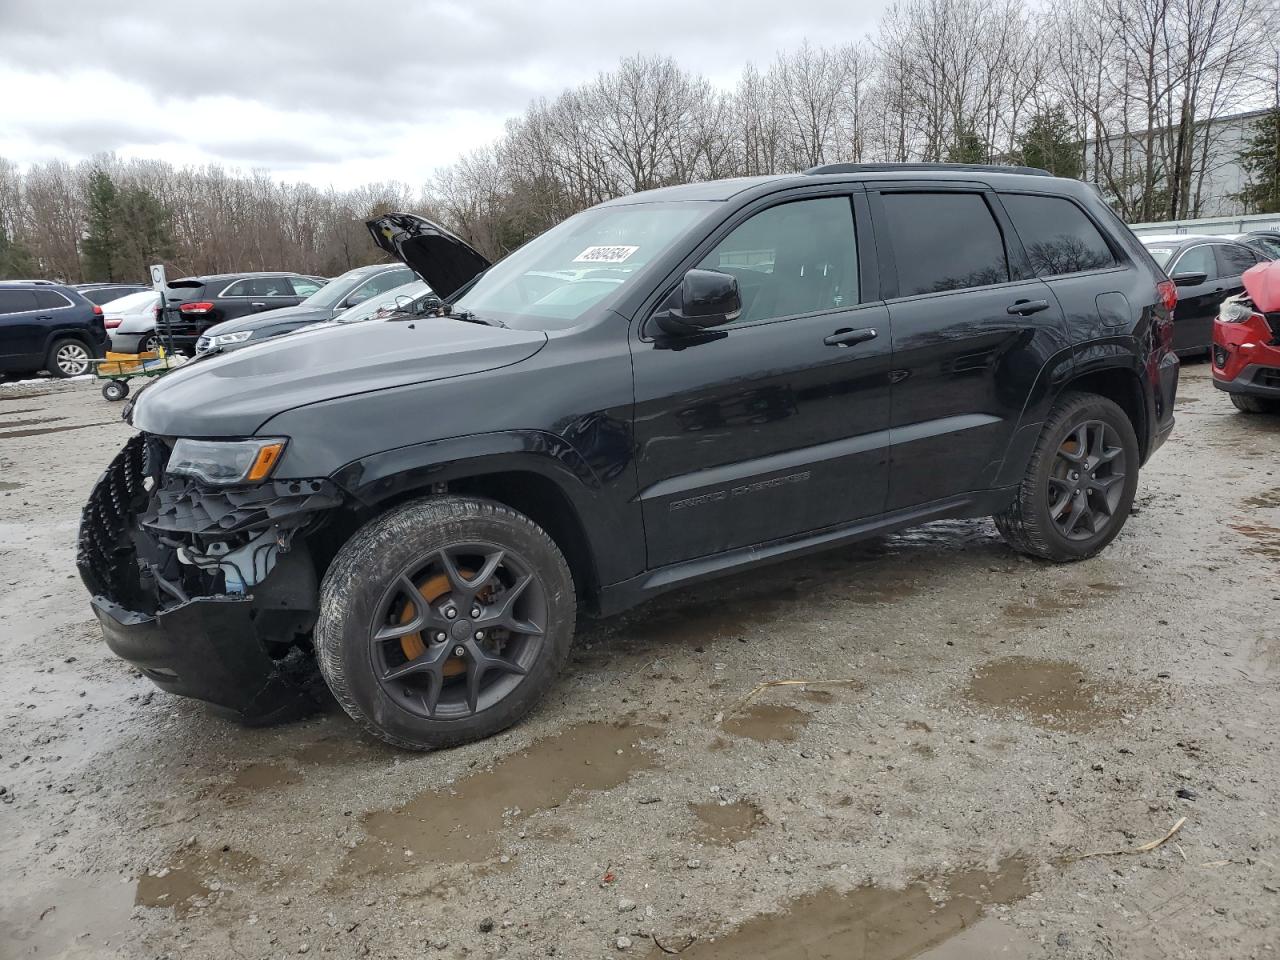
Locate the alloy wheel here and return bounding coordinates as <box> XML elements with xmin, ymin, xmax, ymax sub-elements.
<box><xmin>369</xmin><ymin>542</ymin><xmax>548</xmax><ymax>720</ymax></box>
<box><xmin>1047</xmin><ymin>420</ymin><xmax>1127</xmax><ymax>541</ymax></box>
<box><xmin>55</xmin><ymin>342</ymin><xmax>91</xmax><ymax>376</ymax></box>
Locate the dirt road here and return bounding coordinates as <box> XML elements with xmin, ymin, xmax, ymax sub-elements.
<box><xmin>1</xmin><ymin>362</ymin><xmax>1277</xmax><ymax>960</ymax></box>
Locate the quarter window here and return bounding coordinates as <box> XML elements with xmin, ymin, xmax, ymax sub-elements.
<box><xmin>880</xmin><ymin>192</ymin><xmax>1009</xmax><ymax>296</ymax></box>
<box><xmin>697</xmin><ymin>197</ymin><xmax>858</xmax><ymax>325</ymax></box>
<box><xmin>1001</xmin><ymin>194</ymin><xmax>1116</xmax><ymax>276</ymax></box>
<box><xmin>34</xmin><ymin>290</ymin><xmax>72</xmax><ymax>309</ymax></box>
<box><xmin>224</xmin><ymin>277</ymin><xmax>294</xmax><ymax>297</ymax></box>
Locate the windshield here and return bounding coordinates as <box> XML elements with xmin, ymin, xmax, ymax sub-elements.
<box><xmin>333</xmin><ymin>279</ymin><xmax>431</xmax><ymax>323</ymax></box>
<box><xmin>454</xmin><ymin>201</ymin><xmax>713</xmax><ymax>330</ymax></box>
<box><xmin>1145</xmin><ymin>245</ymin><xmax>1176</xmax><ymax>268</ymax></box>
<box><xmin>302</xmin><ymin>268</ymin><xmax>375</xmax><ymax>308</ymax></box>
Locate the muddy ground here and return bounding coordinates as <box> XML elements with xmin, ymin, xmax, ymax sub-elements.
<box><xmin>0</xmin><ymin>362</ymin><xmax>1277</xmax><ymax>960</ymax></box>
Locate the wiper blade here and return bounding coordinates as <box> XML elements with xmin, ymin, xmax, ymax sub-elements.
<box><xmin>436</xmin><ymin>305</ymin><xmax>505</xmax><ymax>328</ymax></box>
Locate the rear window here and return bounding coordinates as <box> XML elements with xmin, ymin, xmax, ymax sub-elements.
<box><xmin>1145</xmin><ymin>246</ymin><xmax>1176</xmax><ymax>269</ymax></box>
<box><xmin>222</xmin><ymin>277</ymin><xmax>295</xmax><ymax>297</ymax></box>
<box><xmin>1001</xmin><ymin>193</ymin><xmax>1117</xmax><ymax>276</ymax></box>
<box><xmin>1217</xmin><ymin>243</ymin><xmax>1262</xmax><ymax>277</ymax></box>
<box><xmin>164</xmin><ymin>280</ymin><xmax>208</xmax><ymax>303</ymax></box>
<box><xmin>880</xmin><ymin>192</ymin><xmax>1009</xmax><ymax>296</ymax></box>
<box><xmin>0</xmin><ymin>290</ymin><xmax>39</xmax><ymax>314</ymax></box>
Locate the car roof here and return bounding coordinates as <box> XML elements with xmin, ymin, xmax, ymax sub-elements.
<box><xmin>0</xmin><ymin>279</ymin><xmax>74</xmax><ymax>289</ymax></box>
<box><xmin>599</xmin><ymin>164</ymin><xmax>1072</xmax><ymax>207</ymax></box>
<box><xmin>1140</xmin><ymin>234</ymin><xmax>1215</xmax><ymax>245</ymax></box>
<box><xmin>170</xmin><ymin>271</ymin><xmax>303</xmax><ymax>283</ymax></box>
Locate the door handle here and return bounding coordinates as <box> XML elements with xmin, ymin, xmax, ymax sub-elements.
<box><xmin>1007</xmin><ymin>299</ymin><xmax>1050</xmax><ymax>316</ymax></box>
<box><xmin>824</xmin><ymin>327</ymin><xmax>877</xmax><ymax>347</ymax></box>
<box><xmin>251</xmin><ymin>301</ymin><xmax>267</xmax><ymax>308</ymax></box>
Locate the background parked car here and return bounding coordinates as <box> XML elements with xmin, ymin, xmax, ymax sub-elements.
<box><xmin>1140</xmin><ymin>234</ymin><xmax>1269</xmax><ymax>354</ymax></box>
<box><xmin>194</xmin><ymin>263</ymin><xmax>416</xmax><ymax>353</ymax></box>
<box><xmin>73</xmin><ymin>282</ymin><xmax>151</xmax><ymax>305</ymax></box>
<box><xmin>1227</xmin><ymin>231</ymin><xmax>1280</xmax><ymax>260</ymax></box>
<box><xmin>0</xmin><ymin>280</ymin><xmax>108</xmax><ymax>377</ymax></box>
<box><xmin>1214</xmin><ymin>260</ymin><xmax>1280</xmax><ymax>414</ymax></box>
<box><xmin>102</xmin><ymin>290</ymin><xmax>162</xmax><ymax>351</ymax></box>
<box><xmin>156</xmin><ymin>272</ymin><xmax>326</xmax><ymax>353</ymax></box>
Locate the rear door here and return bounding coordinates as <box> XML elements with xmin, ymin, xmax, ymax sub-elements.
<box><xmin>0</xmin><ymin>289</ymin><xmax>44</xmax><ymax>365</ymax></box>
<box><xmin>218</xmin><ymin>276</ymin><xmax>300</xmax><ymax>320</ymax></box>
<box><xmin>868</xmin><ymin>184</ymin><xmax>1069</xmax><ymax>510</ymax></box>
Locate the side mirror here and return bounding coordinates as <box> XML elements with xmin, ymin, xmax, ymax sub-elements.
<box><xmin>1172</xmin><ymin>270</ymin><xmax>1207</xmax><ymax>287</ymax></box>
<box><xmin>655</xmin><ymin>269</ymin><xmax>741</xmax><ymax>337</ymax></box>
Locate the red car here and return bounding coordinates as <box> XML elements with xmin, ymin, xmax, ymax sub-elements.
<box><xmin>1213</xmin><ymin>260</ymin><xmax>1280</xmax><ymax>413</ymax></box>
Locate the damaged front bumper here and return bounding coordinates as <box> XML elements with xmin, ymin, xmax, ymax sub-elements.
<box><xmin>78</xmin><ymin>433</ymin><xmax>342</xmax><ymax>722</ymax></box>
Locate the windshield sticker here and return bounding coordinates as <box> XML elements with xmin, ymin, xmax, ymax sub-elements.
<box><xmin>573</xmin><ymin>245</ymin><xmax>639</xmax><ymax>264</ymax></box>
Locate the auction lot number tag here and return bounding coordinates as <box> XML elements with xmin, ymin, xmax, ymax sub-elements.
<box><xmin>574</xmin><ymin>245</ymin><xmax>638</xmax><ymax>264</ymax></box>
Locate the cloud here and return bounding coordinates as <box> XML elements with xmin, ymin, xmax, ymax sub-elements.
<box><xmin>0</xmin><ymin>0</ymin><xmax>887</xmax><ymax>187</ymax></box>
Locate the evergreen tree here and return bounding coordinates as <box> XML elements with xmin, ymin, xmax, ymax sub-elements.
<box><xmin>113</xmin><ymin>185</ymin><xmax>173</xmax><ymax>281</ymax></box>
<box><xmin>1017</xmin><ymin>106</ymin><xmax>1082</xmax><ymax>179</ymax></box>
<box><xmin>0</xmin><ymin>226</ymin><xmax>36</xmax><ymax>279</ymax></box>
<box><xmin>81</xmin><ymin>169</ymin><xmax>120</xmax><ymax>281</ymax></box>
<box><xmin>946</xmin><ymin>120</ymin><xmax>988</xmax><ymax>164</ymax></box>
<box><xmin>1235</xmin><ymin>109</ymin><xmax>1280</xmax><ymax>214</ymax></box>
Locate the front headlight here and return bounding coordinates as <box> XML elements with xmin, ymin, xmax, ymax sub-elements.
<box><xmin>1218</xmin><ymin>302</ymin><xmax>1257</xmax><ymax>324</ymax></box>
<box><xmin>167</xmin><ymin>438</ymin><xmax>287</xmax><ymax>484</ymax></box>
<box><xmin>213</xmin><ymin>330</ymin><xmax>254</xmax><ymax>345</ymax></box>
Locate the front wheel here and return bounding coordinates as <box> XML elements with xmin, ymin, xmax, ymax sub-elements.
<box><xmin>102</xmin><ymin>379</ymin><xmax>129</xmax><ymax>401</ymax></box>
<box><xmin>315</xmin><ymin>496</ymin><xmax>576</xmax><ymax>750</ymax></box>
<box><xmin>1230</xmin><ymin>393</ymin><xmax>1280</xmax><ymax>414</ymax></box>
<box><xmin>995</xmin><ymin>391</ymin><xmax>1140</xmax><ymax>562</ymax></box>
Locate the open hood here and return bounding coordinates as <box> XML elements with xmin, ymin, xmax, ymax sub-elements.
<box><xmin>1243</xmin><ymin>260</ymin><xmax>1280</xmax><ymax>314</ymax></box>
<box><xmin>366</xmin><ymin>213</ymin><xmax>490</xmax><ymax>300</ymax></box>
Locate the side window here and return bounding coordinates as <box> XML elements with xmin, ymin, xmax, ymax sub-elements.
<box><xmin>290</xmin><ymin>278</ymin><xmax>323</xmax><ymax>296</ymax></box>
<box><xmin>1171</xmin><ymin>245</ymin><xmax>1217</xmax><ymax>281</ymax></box>
<box><xmin>255</xmin><ymin>277</ymin><xmax>293</xmax><ymax>297</ymax></box>
<box><xmin>880</xmin><ymin>192</ymin><xmax>1009</xmax><ymax>296</ymax></box>
<box><xmin>34</xmin><ymin>290</ymin><xmax>72</xmax><ymax>309</ymax></box>
<box><xmin>1217</xmin><ymin>243</ymin><xmax>1261</xmax><ymax>277</ymax></box>
<box><xmin>364</xmin><ymin>268</ymin><xmax>415</xmax><ymax>297</ymax></box>
<box><xmin>696</xmin><ymin>196</ymin><xmax>858</xmax><ymax>325</ymax></box>
<box><xmin>222</xmin><ymin>279</ymin><xmax>253</xmax><ymax>297</ymax></box>
<box><xmin>0</xmin><ymin>290</ymin><xmax>39</xmax><ymax>315</ymax></box>
<box><xmin>1001</xmin><ymin>194</ymin><xmax>1117</xmax><ymax>276</ymax></box>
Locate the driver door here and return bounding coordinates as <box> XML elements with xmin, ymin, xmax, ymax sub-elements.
<box><xmin>629</xmin><ymin>192</ymin><xmax>893</xmax><ymax>569</ymax></box>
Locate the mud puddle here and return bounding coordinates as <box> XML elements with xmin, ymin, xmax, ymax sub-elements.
<box><xmin>0</xmin><ymin>421</ymin><xmax>118</xmax><ymax>440</ymax></box>
<box><xmin>0</xmin><ymin>480</ymin><xmax>21</xmax><ymax>491</ymax></box>
<box><xmin>135</xmin><ymin>844</ymin><xmax>261</xmax><ymax>916</ymax></box>
<box><xmin>721</xmin><ymin>703</ymin><xmax>810</xmax><ymax>742</ymax></box>
<box><xmin>347</xmin><ymin>721</ymin><xmax>659</xmax><ymax>873</ymax></box>
<box><xmin>1242</xmin><ymin>487</ymin><xmax>1280</xmax><ymax>510</ymax></box>
<box><xmin>223</xmin><ymin>762</ymin><xmax>300</xmax><ymax>797</ymax></box>
<box><xmin>1</xmin><ymin>875</ymin><xmax>135</xmax><ymax>959</ymax></box>
<box><xmin>1231</xmin><ymin>521</ymin><xmax>1280</xmax><ymax>561</ymax></box>
<box><xmin>1003</xmin><ymin>592</ymin><xmax>1084</xmax><ymax>620</ymax></box>
<box><xmin>648</xmin><ymin>857</ymin><xmax>1030</xmax><ymax>959</ymax></box>
<box><xmin>690</xmin><ymin>800</ymin><xmax>766</xmax><ymax>845</ymax></box>
<box><xmin>965</xmin><ymin>657</ymin><xmax>1142</xmax><ymax>731</ymax></box>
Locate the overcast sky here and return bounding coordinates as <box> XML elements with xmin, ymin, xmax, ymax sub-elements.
<box><xmin>0</xmin><ymin>0</ymin><xmax>889</xmax><ymax>190</ymax></box>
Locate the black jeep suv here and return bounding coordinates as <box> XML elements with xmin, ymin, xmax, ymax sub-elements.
<box><xmin>79</xmin><ymin>164</ymin><xmax>1178</xmax><ymax>750</ymax></box>
<box><xmin>0</xmin><ymin>281</ymin><xmax>108</xmax><ymax>377</ymax></box>
<box><xmin>155</xmin><ymin>272</ymin><xmax>325</xmax><ymax>353</ymax></box>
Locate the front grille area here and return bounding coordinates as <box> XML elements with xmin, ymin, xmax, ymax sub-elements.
<box><xmin>77</xmin><ymin>433</ymin><xmax>168</xmax><ymax>604</ymax></box>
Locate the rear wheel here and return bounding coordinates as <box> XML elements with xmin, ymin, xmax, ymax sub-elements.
<box><xmin>1230</xmin><ymin>393</ymin><xmax>1280</xmax><ymax>414</ymax></box>
<box><xmin>47</xmin><ymin>338</ymin><xmax>92</xmax><ymax>377</ymax></box>
<box><xmin>315</xmin><ymin>496</ymin><xmax>575</xmax><ymax>750</ymax></box>
<box><xmin>995</xmin><ymin>391</ymin><xmax>1139</xmax><ymax>562</ymax></box>
<box><xmin>139</xmin><ymin>334</ymin><xmax>161</xmax><ymax>354</ymax></box>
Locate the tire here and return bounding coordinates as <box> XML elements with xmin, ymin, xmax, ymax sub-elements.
<box><xmin>1230</xmin><ymin>393</ymin><xmax>1280</xmax><ymax>414</ymax></box>
<box><xmin>139</xmin><ymin>334</ymin><xmax>161</xmax><ymax>354</ymax></box>
<box><xmin>315</xmin><ymin>496</ymin><xmax>576</xmax><ymax>750</ymax></box>
<box><xmin>994</xmin><ymin>391</ymin><xmax>1140</xmax><ymax>562</ymax></box>
<box><xmin>47</xmin><ymin>337</ymin><xmax>92</xmax><ymax>377</ymax></box>
<box><xmin>102</xmin><ymin>379</ymin><xmax>129</xmax><ymax>402</ymax></box>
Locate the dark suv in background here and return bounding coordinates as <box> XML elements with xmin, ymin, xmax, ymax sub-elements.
<box><xmin>81</xmin><ymin>163</ymin><xmax>1177</xmax><ymax>751</ymax></box>
<box><xmin>0</xmin><ymin>281</ymin><xmax>108</xmax><ymax>377</ymax></box>
<box><xmin>155</xmin><ymin>272</ymin><xmax>326</xmax><ymax>353</ymax></box>
<box><xmin>195</xmin><ymin>263</ymin><xmax>415</xmax><ymax>353</ymax></box>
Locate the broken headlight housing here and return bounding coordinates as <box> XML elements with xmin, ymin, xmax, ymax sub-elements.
<box><xmin>167</xmin><ymin>438</ymin><xmax>287</xmax><ymax>485</ymax></box>
<box><xmin>1218</xmin><ymin>301</ymin><xmax>1257</xmax><ymax>324</ymax></box>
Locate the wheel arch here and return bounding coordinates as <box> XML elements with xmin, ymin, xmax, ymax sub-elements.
<box><xmin>1058</xmin><ymin>362</ymin><xmax>1148</xmax><ymax>459</ymax></box>
<box><xmin>323</xmin><ymin>432</ymin><xmax>639</xmax><ymax>611</ymax></box>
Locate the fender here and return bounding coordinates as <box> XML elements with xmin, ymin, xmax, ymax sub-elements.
<box><xmin>328</xmin><ymin>428</ymin><xmax>644</xmax><ymax>589</ymax></box>
<box><xmin>993</xmin><ymin>337</ymin><xmax>1151</xmax><ymax>487</ymax></box>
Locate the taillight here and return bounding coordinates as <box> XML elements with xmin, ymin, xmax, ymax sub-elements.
<box><xmin>1157</xmin><ymin>279</ymin><xmax>1177</xmax><ymax>313</ymax></box>
<box><xmin>92</xmin><ymin>304</ymin><xmax>103</xmax><ymax>316</ymax></box>
<box><xmin>104</xmin><ymin>318</ymin><xmax>121</xmax><ymax>329</ymax></box>
<box><xmin>180</xmin><ymin>301</ymin><xmax>215</xmax><ymax>314</ymax></box>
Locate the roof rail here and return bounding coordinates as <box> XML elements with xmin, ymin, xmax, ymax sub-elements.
<box><xmin>805</xmin><ymin>162</ymin><xmax>1053</xmax><ymax>177</ymax></box>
